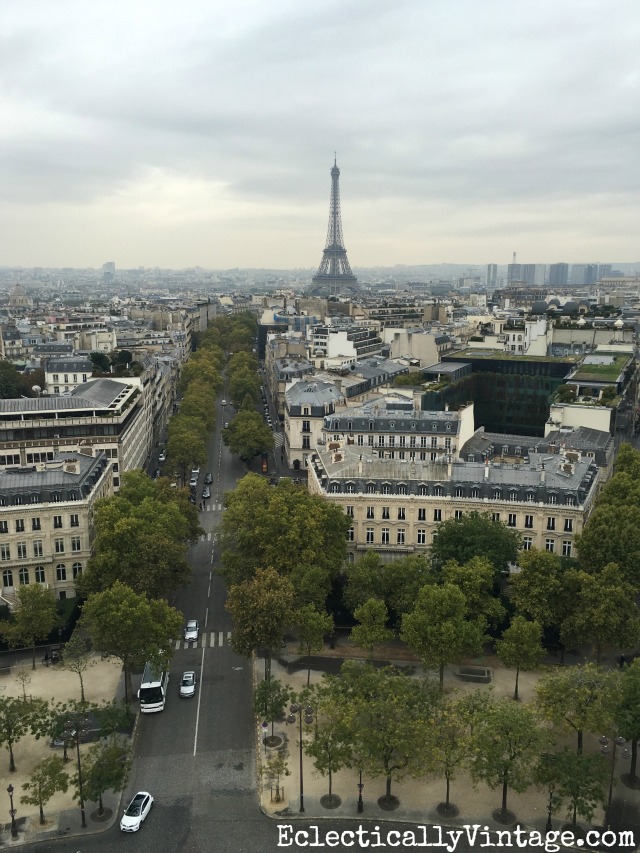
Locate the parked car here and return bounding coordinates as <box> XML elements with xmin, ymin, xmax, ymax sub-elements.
<box><xmin>184</xmin><ymin>620</ymin><xmax>199</xmax><ymax>642</ymax></box>
<box><xmin>120</xmin><ymin>792</ymin><xmax>153</xmax><ymax>832</ymax></box>
<box><xmin>202</xmin><ymin>486</ymin><xmax>211</xmax><ymax>499</ymax></box>
<box><xmin>224</xmin><ymin>422</ymin><xmax>229</xmax><ymax>429</ymax></box>
<box><xmin>179</xmin><ymin>671</ymin><xmax>196</xmax><ymax>698</ymax></box>
<box><xmin>221</xmin><ymin>399</ymin><xmax>227</xmax><ymax>406</ymax></box>
<box><xmin>189</xmin><ymin>476</ymin><xmax>198</xmax><ymax>489</ymax></box>
<box><xmin>158</xmin><ymin>451</ymin><xmax>166</xmax><ymax>463</ymax></box>
<box><xmin>191</xmin><ymin>466</ymin><xmax>200</xmax><ymax>477</ymax></box>
<box><xmin>204</xmin><ymin>472</ymin><xmax>213</xmax><ymax>484</ymax></box>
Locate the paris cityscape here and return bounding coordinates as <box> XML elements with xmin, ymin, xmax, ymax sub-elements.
<box><xmin>1</xmin><ymin>1</ymin><xmax>640</xmax><ymax>852</ymax></box>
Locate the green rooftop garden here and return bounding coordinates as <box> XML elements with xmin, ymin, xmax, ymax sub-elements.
<box><xmin>570</xmin><ymin>355</ymin><xmax>630</xmax><ymax>383</ymax></box>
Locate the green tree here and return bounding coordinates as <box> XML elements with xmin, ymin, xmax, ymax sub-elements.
<box><xmin>441</xmin><ymin>556</ymin><xmax>506</xmax><ymax>630</ymax></box>
<box><xmin>261</xmin><ymin>748</ymin><xmax>290</xmax><ymax>803</ymax></box>
<box><xmin>21</xmin><ymin>755</ymin><xmax>69</xmax><ymax>824</ymax></box>
<box><xmin>430</xmin><ymin>511</ymin><xmax>521</xmax><ymax>574</ymax></box>
<box><xmin>423</xmin><ymin>697</ymin><xmax>470</xmax><ymax>815</ymax></box>
<box><xmin>495</xmin><ymin>616</ymin><xmax>545</xmax><ymax>701</ymax></box>
<box><xmin>0</xmin><ymin>360</ymin><xmax>25</xmax><ymax>398</ymax></box>
<box><xmin>254</xmin><ymin>678</ymin><xmax>291</xmax><ymax>740</ymax></box>
<box><xmin>0</xmin><ymin>695</ymin><xmax>49</xmax><ymax>772</ymax></box>
<box><xmin>470</xmin><ymin>697</ymin><xmax>550</xmax><ymax>822</ymax></box>
<box><xmin>401</xmin><ymin>583</ymin><xmax>486</xmax><ymax>691</ymax></box>
<box><xmin>305</xmin><ymin>681</ymin><xmax>353</xmax><ymax>805</ymax></box>
<box><xmin>220</xmin><ymin>474</ymin><xmax>350</xmax><ymax>594</ymax></box>
<box><xmin>510</xmin><ymin>549</ymin><xmax>574</xmax><ymax>631</ymax></box>
<box><xmin>80</xmin><ymin>582</ymin><xmax>182</xmax><ymax>703</ymax></box>
<box><xmin>294</xmin><ymin>605</ymin><xmax>333</xmax><ymax>685</ymax></box>
<box><xmin>89</xmin><ymin>351</ymin><xmax>111</xmax><ymax>372</ymax></box>
<box><xmin>344</xmin><ymin>553</ymin><xmax>433</xmax><ymax>622</ymax></box>
<box><xmin>225</xmin><ymin>568</ymin><xmax>295</xmax><ymax>682</ymax></box>
<box><xmin>166</xmin><ymin>415</ymin><xmax>208</xmax><ymax>484</ymax></box>
<box><xmin>543</xmin><ymin>750</ymin><xmax>608</xmax><ymax>826</ymax></box>
<box><xmin>350</xmin><ymin>599</ymin><xmax>394</xmax><ymax>662</ymax></box>
<box><xmin>560</xmin><ymin>563</ymin><xmax>640</xmax><ymax>663</ymax></box>
<box><xmin>535</xmin><ymin>663</ymin><xmax>616</xmax><ymax>754</ymax></box>
<box><xmin>81</xmin><ymin>739</ymin><xmax>131</xmax><ymax>816</ymax></box>
<box><xmin>0</xmin><ymin>584</ymin><xmax>58</xmax><ymax>670</ymax></box>
<box><xmin>222</xmin><ymin>410</ymin><xmax>274</xmax><ymax>463</ymax></box>
<box><xmin>613</xmin><ymin>659</ymin><xmax>640</xmax><ymax>785</ymax></box>
<box><xmin>60</xmin><ymin>631</ymin><xmax>95</xmax><ymax>703</ymax></box>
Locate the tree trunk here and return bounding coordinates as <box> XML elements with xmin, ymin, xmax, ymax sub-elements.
<box><xmin>439</xmin><ymin>663</ymin><xmax>444</xmax><ymax>692</ymax></box>
<box><xmin>79</xmin><ymin>672</ymin><xmax>85</xmax><ymax>703</ymax></box>
<box><xmin>307</xmin><ymin>659</ymin><xmax>311</xmax><ymax>687</ymax></box>
<box><xmin>328</xmin><ymin>768</ymin><xmax>333</xmax><ymax>798</ymax></box>
<box><xmin>572</xmin><ymin>802</ymin><xmax>577</xmax><ymax>825</ymax></box>
<box><xmin>9</xmin><ymin>740</ymin><xmax>16</xmax><ymax>772</ymax></box>
<box><xmin>577</xmin><ymin>729</ymin><xmax>583</xmax><ymax>755</ymax></box>
<box><xmin>32</xmin><ymin>642</ymin><xmax>37</xmax><ymax>671</ymax></box>
<box><xmin>385</xmin><ymin>774</ymin><xmax>392</xmax><ymax>802</ymax></box>
<box><xmin>501</xmin><ymin>776</ymin><xmax>509</xmax><ymax>819</ymax></box>
<box><xmin>514</xmin><ymin>666</ymin><xmax>520</xmax><ymax>701</ymax></box>
<box><xmin>98</xmin><ymin>792</ymin><xmax>104</xmax><ymax>817</ymax></box>
<box><xmin>445</xmin><ymin>773</ymin><xmax>450</xmax><ymax>809</ymax></box>
<box><xmin>39</xmin><ymin>803</ymin><xmax>45</xmax><ymax>824</ymax></box>
<box><xmin>124</xmin><ymin>662</ymin><xmax>131</xmax><ymax>704</ymax></box>
<box><xmin>630</xmin><ymin>738</ymin><xmax>638</xmax><ymax>784</ymax></box>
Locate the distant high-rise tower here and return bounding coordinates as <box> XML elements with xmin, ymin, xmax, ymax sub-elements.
<box><xmin>487</xmin><ymin>264</ymin><xmax>498</xmax><ymax>289</ymax></box>
<box><xmin>310</xmin><ymin>158</ymin><xmax>358</xmax><ymax>296</ymax></box>
<box><xmin>549</xmin><ymin>263</ymin><xmax>569</xmax><ymax>286</ymax></box>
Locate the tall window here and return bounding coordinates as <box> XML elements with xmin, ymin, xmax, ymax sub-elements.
<box><xmin>522</xmin><ymin>537</ymin><xmax>533</xmax><ymax>551</ymax></box>
<box><xmin>564</xmin><ymin>518</ymin><xmax>573</xmax><ymax>532</ymax></box>
<box><xmin>366</xmin><ymin>528</ymin><xmax>374</xmax><ymax>544</ymax></box>
<box><xmin>71</xmin><ymin>537</ymin><xmax>81</xmax><ymax>552</ymax></box>
<box><xmin>347</xmin><ymin>528</ymin><xmax>354</xmax><ymax>542</ymax></box>
<box><xmin>35</xmin><ymin>566</ymin><xmax>45</xmax><ymax>583</ymax></box>
<box><xmin>55</xmin><ymin>539</ymin><xmax>65</xmax><ymax>554</ymax></box>
<box><xmin>397</xmin><ymin>508</ymin><xmax>406</xmax><ymax>520</ymax></box>
<box><xmin>417</xmin><ymin>529</ymin><xmax>426</xmax><ymax>545</ymax></box>
<box><xmin>433</xmin><ymin>509</ymin><xmax>442</xmax><ymax>522</ymax></box>
<box><xmin>366</xmin><ymin>507</ymin><xmax>375</xmax><ymax>519</ymax></box>
<box><xmin>492</xmin><ymin>513</ymin><xmax>500</xmax><ymax>523</ymax></box>
<box><xmin>56</xmin><ymin>564</ymin><xmax>67</xmax><ymax>581</ymax></box>
<box><xmin>2</xmin><ymin>569</ymin><xmax>13</xmax><ymax>587</ymax></box>
<box><xmin>17</xmin><ymin>542</ymin><xmax>27</xmax><ymax>559</ymax></box>
<box><xmin>0</xmin><ymin>544</ymin><xmax>10</xmax><ymax>561</ymax></box>
<box><xmin>0</xmin><ymin>521</ymin><xmax>6</xmax><ymax>534</ymax></box>
<box><xmin>562</xmin><ymin>541</ymin><xmax>572</xmax><ymax>557</ymax></box>
<box><xmin>53</xmin><ymin>515</ymin><xmax>63</xmax><ymax>529</ymax></box>
<box><xmin>33</xmin><ymin>540</ymin><xmax>43</xmax><ymax>558</ymax></box>
<box><xmin>19</xmin><ymin>567</ymin><xmax>29</xmax><ymax>585</ymax></box>
<box><xmin>418</xmin><ymin>508</ymin><xmax>426</xmax><ymax>521</ymax></box>
<box><xmin>396</xmin><ymin>529</ymin><xmax>406</xmax><ymax>545</ymax></box>
<box><xmin>545</xmin><ymin>539</ymin><xmax>555</xmax><ymax>553</ymax></box>
<box><xmin>31</xmin><ymin>517</ymin><xmax>41</xmax><ymax>531</ymax></box>
<box><xmin>454</xmin><ymin>510</ymin><xmax>463</xmax><ymax>520</ymax></box>
<box><xmin>381</xmin><ymin>528</ymin><xmax>390</xmax><ymax>544</ymax></box>
<box><xmin>15</xmin><ymin>519</ymin><xmax>25</xmax><ymax>533</ymax></box>
<box><xmin>508</xmin><ymin>513</ymin><xmax>517</xmax><ymax>527</ymax></box>
<box><xmin>346</xmin><ymin>506</ymin><xmax>354</xmax><ymax>518</ymax></box>
<box><xmin>524</xmin><ymin>515</ymin><xmax>534</xmax><ymax>529</ymax></box>
<box><xmin>547</xmin><ymin>517</ymin><xmax>556</xmax><ymax>531</ymax></box>
<box><xmin>73</xmin><ymin>563</ymin><xmax>83</xmax><ymax>579</ymax></box>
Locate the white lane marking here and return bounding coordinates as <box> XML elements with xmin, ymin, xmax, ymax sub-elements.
<box><xmin>204</xmin><ymin>607</ymin><xmax>208</xmax><ymax>628</ymax></box>
<box><xmin>210</xmin><ymin>632</ymin><xmax>215</xmax><ymax>647</ymax></box>
<box><xmin>226</xmin><ymin>631</ymin><xmax>232</xmax><ymax>641</ymax></box>
<box><xmin>193</xmin><ymin>643</ymin><xmax>206</xmax><ymax>756</ymax></box>
<box><xmin>175</xmin><ymin>639</ymin><xmax>180</xmax><ymax>650</ymax></box>
<box><xmin>218</xmin><ymin>631</ymin><xmax>224</xmax><ymax>646</ymax></box>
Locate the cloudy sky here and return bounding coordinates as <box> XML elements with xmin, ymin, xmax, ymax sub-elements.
<box><xmin>2</xmin><ymin>0</ymin><xmax>639</xmax><ymax>270</ymax></box>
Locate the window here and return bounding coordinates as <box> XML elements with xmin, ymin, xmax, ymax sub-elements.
<box><xmin>399</xmin><ymin>436</ymin><xmax>406</xmax><ymax>448</ymax></box>
<box><xmin>19</xmin><ymin>567</ymin><xmax>29</xmax><ymax>585</ymax></box>
<box><xmin>418</xmin><ymin>508</ymin><xmax>426</xmax><ymax>521</ymax></box>
<box><xmin>366</xmin><ymin>483</ymin><xmax>375</xmax><ymax>494</ymax></box>
<box><xmin>72</xmin><ymin>562</ymin><xmax>82</xmax><ymax>579</ymax></box>
<box><xmin>417</xmin><ymin>529</ymin><xmax>426</xmax><ymax>545</ymax></box>
<box><xmin>0</xmin><ymin>521</ymin><xmax>6</xmax><ymax>534</ymax></box>
<box><xmin>522</xmin><ymin>537</ymin><xmax>533</xmax><ymax>551</ymax></box>
<box><xmin>357</xmin><ymin>435</ymin><xmax>364</xmax><ymax>446</ymax></box>
<box><xmin>56</xmin><ymin>564</ymin><xmax>67</xmax><ymax>581</ymax></box>
<box><xmin>382</xmin><ymin>507</ymin><xmax>390</xmax><ymax>520</ymax></box>
<box><xmin>31</xmin><ymin>517</ymin><xmax>41</xmax><ymax>531</ymax></box>
<box><xmin>345</xmin><ymin>482</ymin><xmax>355</xmax><ymax>494</ymax></box>
<box><xmin>389</xmin><ymin>436</ymin><xmax>395</xmax><ymax>448</ymax></box>
<box><xmin>397</xmin><ymin>508</ymin><xmax>406</xmax><ymax>520</ymax></box>
<box><xmin>431</xmin><ymin>437</ymin><xmax>438</xmax><ymax>449</ymax></box>
<box><xmin>53</xmin><ymin>515</ymin><xmax>63</xmax><ymax>529</ymax></box>
<box><xmin>492</xmin><ymin>513</ymin><xmax>500</xmax><ymax>522</ymax></box>
<box><xmin>509</xmin><ymin>491</ymin><xmax>518</xmax><ymax>502</ymax></box>
<box><xmin>562</xmin><ymin>541</ymin><xmax>572</xmax><ymax>557</ymax></box>
<box><xmin>381</xmin><ymin>528</ymin><xmax>390</xmax><ymax>544</ymax></box>
<box><xmin>347</xmin><ymin>421</ymin><xmax>353</xmax><ymax>432</ymax></box>
<box><xmin>545</xmin><ymin>539</ymin><xmax>555</xmax><ymax>553</ymax></box>
<box><xmin>367</xmin><ymin>435</ymin><xmax>374</xmax><ymax>446</ymax></box>
<box><xmin>433</xmin><ymin>509</ymin><xmax>442</xmax><ymax>522</ymax></box>
<box><xmin>454</xmin><ymin>510</ymin><xmax>463</xmax><ymax>520</ymax></box>
<box><xmin>382</xmin><ymin>484</ymin><xmax>391</xmax><ymax>495</ymax></box>
<box><xmin>346</xmin><ymin>506</ymin><xmax>354</xmax><ymax>518</ymax></box>
<box><xmin>564</xmin><ymin>518</ymin><xmax>573</xmax><ymax>533</ymax></box>
<box><xmin>525</xmin><ymin>515</ymin><xmax>534</xmax><ymax>529</ymax></box>
<box><xmin>302</xmin><ymin>420</ymin><xmax>310</xmax><ymax>433</ymax></box>
<box><xmin>366</xmin><ymin>506</ymin><xmax>375</xmax><ymax>519</ymax></box>
<box><xmin>508</xmin><ymin>513</ymin><xmax>517</xmax><ymax>527</ymax></box>
<box><xmin>526</xmin><ymin>492</ymin><xmax>535</xmax><ymax>503</ymax></box>
<box><xmin>378</xmin><ymin>435</ymin><xmax>385</xmax><ymax>447</ymax></box>
<box><xmin>302</xmin><ymin>436</ymin><xmax>310</xmax><ymax>449</ymax></box>
<box><xmin>33</xmin><ymin>540</ymin><xmax>43</xmax><ymax>557</ymax></box>
<box><xmin>53</xmin><ymin>373</ymin><xmax>59</xmax><ymax>381</ymax></box>
<box><xmin>548</xmin><ymin>494</ymin><xmax>557</xmax><ymax>505</ymax></box>
<box><xmin>347</xmin><ymin>527</ymin><xmax>354</xmax><ymax>541</ymax></box>
<box><xmin>17</xmin><ymin>542</ymin><xmax>27</xmax><ymax>559</ymax></box>
<box><xmin>547</xmin><ymin>517</ymin><xmax>556</xmax><ymax>531</ymax></box>
<box><xmin>566</xmin><ymin>495</ymin><xmax>576</xmax><ymax>506</ymax></box>
<box><xmin>15</xmin><ymin>519</ymin><xmax>25</xmax><ymax>533</ymax></box>
<box><xmin>55</xmin><ymin>538</ymin><xmax>65</xmax><ymax>554</ymax></box>
<box><xmin>434</xmin><ymin>485</ymin><xmax>443</xmax><ymax>497</ymax></box>
<box><xmin>418</xmin><ymin>485</ymin><xmax>428</xmax><ymax>496</ymax></box>
<box><xmin>409</xmin><ymin>436</ymin><xmax>416</xmax><ymax>448</ymax></box>
<box><xmin>493</xmin><ymin>489</ymin><xmax>501</xmax><ymax>500</ymax></box>
<box><xmin>2</xmin><ymin>569</ymin><xmax>13</xmax><ymax>587</ymax></box>
<box><xmin>420</xmin><ymin>436</ymin><xmax>427</xmax><ymax>448</ymax></box>
<box><xmin>71</xmin><ymin>536</ymin><xmax>81</xmax><ymax>552</ymax></box>
<box><xmin>366</xmin><ymin>528</ymin><xmax>374</xmax><ymax>544</ymax></box>
<box><xmin>445</xmin><ymin>437</ymin><xmax>451</xmax><ymax>450</ymax></box>
<box><xmin>0</xmin><ymin>544</ymin><xmax>10</xmax><ymax>561</ymax></box>
<box><xmin>51</xmin><ymin>493</ymin><xmax>61</xmax><ymax>503</ymax></box>
<box><xmin>396</xmin><ymin>529</ymin><xmax>405</xmax><ymax>545</ymax></box>
<box><xmin>455</xmin><ymin>487</ymin><xmax>464</xmax><ymax>498</ymax></box>
<box><xmin>35</xmin><ymin>565</ymin><xmax>45</xmax><ymax>583</ymax></box>
<box><xmin>397</xmin><ymin>484</ymin><xmax>407</xmax><ymax>495</ymax></box>
<box><xmin>471</xmin><ymin>487</ymin><xmax>480</xmax><ymax>499</ymax></box>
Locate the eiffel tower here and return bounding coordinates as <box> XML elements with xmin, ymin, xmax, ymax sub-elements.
<box><xmin>310</xmin><ymin>157</ymin><xmax>358</xmax><ymax>296</ymax></box>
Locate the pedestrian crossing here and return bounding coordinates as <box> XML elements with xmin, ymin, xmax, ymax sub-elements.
<box><xmin>199</xmin><ymin>503</ymin><xmax>223</xmax><ymax>517</ymax></box>
<box><xmin>273</xmin><ymin>433</ymin><xmax>284</xmax><ymax>449</ymax></box>
<box><xmin>175</xmin><ymin>631</ymin><xmax>232</xmax><ymax>651</ymax></box>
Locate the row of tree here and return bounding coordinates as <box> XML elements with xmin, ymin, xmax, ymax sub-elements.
<box><xmin>259</xmin><ymin>659</ymin><xmax>640</xmax><ymax>825</ymax></box>
<box><xmin>221</xmin><ymin>350</ymin><xmax>274</xmax><ymax>463</ymax></box>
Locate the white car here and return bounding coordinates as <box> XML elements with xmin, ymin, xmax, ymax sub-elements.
<box><xmin>191</xmin><ymin>466</ymin><xmax>200</xmax><ymax>477</ymax></box>
<box><xmin>120</xmin><ymin>791</ymin><xmax>153</xmax><ymax>832</ymax></box>
<box><xmin>221</xmin><ymin>399</ymin><xmax>227</xmax><ymax>406</ymax></box>
<box><xmin>184</xmin><ymin>620</ymin><xmax>199</xmax><ymax>642</ymax></box>
<box><xmin>158</xmin><ymin>451</ymin><xmax>166</xmax><ymax>463</ymax></box>
<box><xmin>179</xmin><ymin>671</ymin><xmax>196</xmax><ymax>698</ymax></box>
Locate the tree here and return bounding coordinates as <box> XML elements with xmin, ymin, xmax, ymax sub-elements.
<box><xmin>254</xmin><ymin>678</ymin><xmax>291</xmax><ymax>740</ymax></box>
<box><xmin>294</xmin><ymin>605</ymin><xmax>333</xmax><ymax>685</ymax></box>
<box><xmin>220</xmin><ymin>474</ymin><xmax>350</xmax><ymax>593</ymax></box>
<box><xmin>226</xmin><ymin>568</ymin><xmax>295</xmax><ymax>682</ymax></box>
<box><xmin>344</xmin><ymin>553</ymin><xmax>433</xmax><ymax>623</ymax></box>
<box><xmin>0</xmin><ymin>360</ymin><xmax>25</xmax><ymax>398</ymax></box>
<box><xmin>80</xmin><ymin>582</ymin><xmax>182</xmax><ymax>703</ymax></box>
<box><xmin>0</xmin><ymin>584</ymin><xmax>58</xmax><ymax>670</ymax></box>
<box><xmin>350</xmin><ymin>599</ymin><xmax>394</xmax><ymax>662</ymax></box>
<box><xmin>21</xmin><ymin>756</ymin><xmax>69</xmax><ymax>824</ymax></box>
<box><xmin>89</xmin><ymin>351</ymin><xmax>111</xmax><ymax>372</ymax></box>
<box><xmin>470</xmin><ymin>697</ymin><xmax>550</xmax><ymax>822</ymax></box>
<box><xmin>81</xmin><ymin>739</ymin><xmax>131</xmax><ymax>817</ymax></box>
<box><xmin>0</xmin><ymin>695</ymin><xmax>49</xmax><ymax>772</ymax></box>
<box><xmin>510</xmin><ymin>549</ymin><xmax>572</xmax><ymax>630</ymax></box>
<box><xmin>441</xmin><ymin>556</ymin><xmax>506</xmax><ymax>631</ymax></box>
<box><xmin>560</xmin><ymin>563</ymin><xmax>640</xmax><ymax>663</ymax></box>
<box><xmin>423</xmin><ymin>697</ymin><xmax>470</xmax><ymax>815</ymax></box>
<box><xmin>261</xmin><ymin>748</ymin><xmax>290</xmax><ymax>803</ymax></box>
<box><xmin>613</xmin><ymin>659</ymin><xmax>640</xmax><ymax>785</ymax></box>
<box><xmin>535</xmin><ymin>663</ymin><xmax>616</xmax><ymax>754</ymax></box>
<box><xmin>430</xmin><ymin>512</ymin><xmax>521</xmax><ymax>574</ymax></box>
<box><xmin>305</xmin><ymin>681</ymin><xmax>353</xmax><ymax>805</ymax></box>
<box><xmin>495</xmin><ymin>616</ymin><xmax>545</xmax><ymax>701</ymax></box>
<box><xmin>14</xmin><ymin>666</ymin><xmax>31</xmax><ymax>701</ymax></box>
<box><xmin>166</xmin><ymin>416</ymin><xmax>208</xmax><ymax>484</ymax></box>
<box><xmin>401</xmin><ymin>583</ymin><xmax>486</xmax><ymax>691</ymax></box>
<box><xmin>60</xmin><ymin>631</ymin><xmax>95</xmax><ymax>703</ymax></box>
<box><xmin>540</xmin><ymin>750</ymin><xmax>607</xmax><ymax>826</ymax></box>
<box><xmin>222</xmin><ymin>410</ymin><xmax>274</xmax><ymax>463</ymax></box>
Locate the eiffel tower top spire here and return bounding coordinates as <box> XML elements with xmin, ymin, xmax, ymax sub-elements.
<box><xmin>310</xmin><ymin>158</ymin><xmax>358</xmax><ymax>296</ymax></box>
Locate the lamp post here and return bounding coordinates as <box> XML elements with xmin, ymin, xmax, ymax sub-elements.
<box><xmin>287</xmin><ymin>702</ymin><xmax>313</xmax><ymax>813</ymax></box>
<box><xmin>65</xmin><ymin>719</ymin><xmax>87</xmax><ymax>828</ymax></box>
<box><xmin>600</xmin><ymin>734</ymin><xmax>628</xmax><ymax>831</ymax></box>
<box><xmin>357</xmin><ymin>768</ymin><xmax>364</xmax><ymax>813</ymax></box>
<box><xmin>7</xmin><ymin>784</ymin><xmax>18</xmax><ymax>838</ymax></box>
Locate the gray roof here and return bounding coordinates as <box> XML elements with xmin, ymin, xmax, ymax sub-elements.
<box><xmin>45</xmin><ymin>357</ymin><xmax>93</xmax><ymax>372</ymax></box>
<box><xmin>286</xmin><ymin>380</ymin><xmax>343</xmax><ymax>407</ymax></box>
<box><xmin>0</xmin><ymin>451</ymin><xmax>109</xmax><ymax>503</ymax></box>
<box><xmin>0</xmin><ymin>378</ymin><xmax>135</xmax><ymax>414</ymax></box>
<box><xmin>461</xmin><ymin>426</ymin><xmax>613</xmax><ymax>467</ymax></box>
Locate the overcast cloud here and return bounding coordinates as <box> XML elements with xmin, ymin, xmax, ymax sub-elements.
<box><xmin>1</xmin><ymin>0</ymin><xmax>639</xmax><ymax>269</ymax></box>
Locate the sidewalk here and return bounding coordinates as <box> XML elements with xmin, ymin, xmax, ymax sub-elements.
<box><xmin>257</xmin><ymin>638</ymin><xmax>640</xmax><ymax>841</ymax></box>
<box><xmin>0</xmin><ymin>651</ymin><xmax>130</xmax><ymax>846</ymax></box>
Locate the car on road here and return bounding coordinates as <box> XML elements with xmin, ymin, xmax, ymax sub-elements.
<box><xmin>184</xmin><ymin>620</ymin><xmax>199</xmax><ymax>642</ymax></box>
<box><xmin>189</xmin><ymin>476</ymin><xmax>198</xmax><ymax>489</ymax></box>
<box><xmin>191</xmin><ymin>466</ymin><xmax>200</xmax><ymax>477</ymax></box>
<box><xmin>158</xmin><ymin>451</ymin><xmax>166</xmax><ymax>462</ymax></box>
<box><xmin>221</xmin><ymin>399</ymin><xmax>227</xmax><ymax>406</ymax></box>
<box><xmin>202</xmin><ymin>486</ymin><xmax>211</xmax><ymax>499</ymax></box>
<box><xmin>120</xmin><ymin>791</ymin><xmax>153</xmax><ymax>832</ymax></box>
<box><xmin>224</xmin><ymin>422</ymin><xmax>229</xmax><ymax>429</ymax></box>
<box><xmin>179</xmin><ymin>671</ymin><xmax>196</xmax><ymax>698</ymax></box>
<box><xmin>204</xmin><ymin>472</ymin><xmax>213</xmax><ymax>484</ymax></box>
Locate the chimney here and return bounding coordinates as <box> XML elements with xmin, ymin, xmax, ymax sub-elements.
<box><xmin>358</xmin><ymin>455</ymin><xmax>363</xmax><ymax>475</ymax></box>
<box><xmin>540</xmin><ymin>462</ymin><xmax>545</xmax><ymax>484</ymax></box>
<box><xmin>63</xmin><ymin>458</ymin><xmax>80</xmax><ymax>475</ymax></box>
<box><xmin>484</xmin><ymin>459</ymin><xmax>490</xmax><ymax>480</ymax></box>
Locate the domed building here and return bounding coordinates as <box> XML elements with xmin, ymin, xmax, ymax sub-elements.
<box><xmin>530</xmin><ymin>300</ymin><xmax>548</xmax><ymax>315</ymax></box>
<box><xmin>9</xmin><ymin>284</ymin><xmax>32</xmax><ymax>309</ymax></box>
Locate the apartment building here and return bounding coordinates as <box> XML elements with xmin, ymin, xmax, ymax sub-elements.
<box><xmin>307</xmin><ymin>444</ymin><xmax>599</xmax><ymax>562</ymax></box>
<box><xmin>44</xmin><ymin>356</ymin><xmax>93</xmax><ymax>395</ymax></box>
<box><xmin>0</xmin><ymin>450</ymin><xmax>113</xmax><ymax>602</ymax></box>
<box><xmin>284</xmin><ymin>380</ymin><xmax>344</xmax><ymax>469</ymax></box>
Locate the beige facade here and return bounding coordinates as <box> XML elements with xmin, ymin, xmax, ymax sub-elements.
<box><xmin>0</xmin><ymin>450</ymin><xmax>113</xmax><ymax>603</ymax></box>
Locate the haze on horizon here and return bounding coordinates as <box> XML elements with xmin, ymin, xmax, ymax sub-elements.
<box><xmin>2</xmin><ymin>0</ymin><xmax>639</xmax><ymax>271</ymax></box>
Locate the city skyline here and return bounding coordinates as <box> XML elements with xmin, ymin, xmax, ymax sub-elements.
<box><xmin>2</xmin><ymin>0</ymin><xmax>639</xmax><ymax>269</ymax></box>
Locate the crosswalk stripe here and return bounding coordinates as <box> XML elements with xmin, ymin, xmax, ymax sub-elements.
<box><xmin>175</xmin><ymin>639</ymin><xmax>180</xmax><ymax>650</ymax></box>
<box><xmin>209</xmin><ymin>632</ymin><xmax>215</xmax><ymax>648</ymax></box>
<box><xmin>226</xmin><ymin>631</ymin><xmax>232</xmax><ymax>641</ymax></box>
<box><xmin>174</xmin><ymin>631</ymin><xmax>232</xmax><ymax>651</ymax></box>
<box><xmin>218</xmin><ymin>631</ymin><xmax>223</xmax><ymax>646</ymax></box>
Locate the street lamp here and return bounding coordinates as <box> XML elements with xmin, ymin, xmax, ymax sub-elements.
<box><xmin>357</xmin><ymin>768</ymin><xmax>364</xmax><ymax>813</ymax></box>
<box><xmin>7</xmin><ymin>783</ymin><xmax>18</xmax><ymax>838</ymax></box>
<box><xmin>600</xmin><ymin>734</ymin><xmax>628</xmax><ymax>830</ymax></box>
<box><xmin>287</xmin><ymin>702</ymin><xmax>314</xmax><ymax>813</ymax></box>
<box><xmin>65</xmin><ymin>718</ymin><xmax>88</xmax><ymax>828</ymax></box>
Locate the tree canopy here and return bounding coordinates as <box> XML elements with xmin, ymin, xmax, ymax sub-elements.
<box><xmin>222</xmin><ymin>410</ymin><xmax>274</xmax><ymax>463</ymax></box>
<box><xmin>0</xmin><ymin>584</ymin><xmax>58</xmax><ymax>670</ymax></box>
<box><xmin>430</xmin><ymin>512</ymin><xmax>521</xmax><ymax>573</ymax></box>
